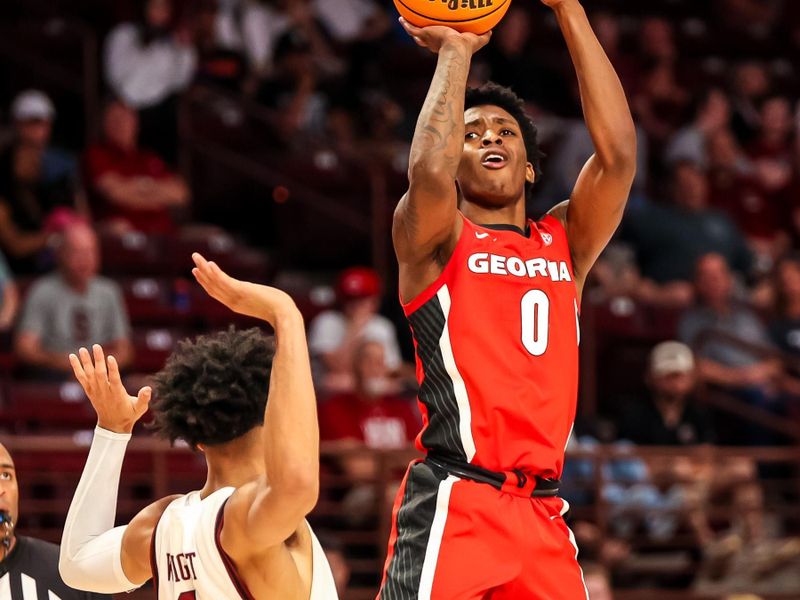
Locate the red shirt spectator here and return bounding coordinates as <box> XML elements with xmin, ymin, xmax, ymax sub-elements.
<box><xmin>321</xmin><ymin>391</ymin><xmax>420</xmax><ymax>449</ymax></box>
<box><xmin>707</xmin><ymin>128</ymin><xmax>787</xmax><ymax>246</ymax></box>
<box><xmin>84</xmin><ymin>101</ymin><xmax>189</xmax><ymax>234</ymax></box>
<box><xmin>320</xmin><ymin>340</ymin><xmax>420</xmax><ymax>449</ymax></box>
<box><xmin>745</xmin><ymin>97</ymin><xmax>795</xmax><ymax>210</ymax></box>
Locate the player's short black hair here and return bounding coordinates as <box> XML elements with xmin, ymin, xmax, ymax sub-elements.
<box><xmin>465</xmin><ymin>82</ymin><xmax>545</xmax><ymax>194</ymax></box>
<box><xmin>150</xmin><ymin>327</ymin><xmax>274</xmax><ymax>447</ymax></box>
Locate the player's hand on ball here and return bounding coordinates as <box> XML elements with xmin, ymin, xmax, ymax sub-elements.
<box><xmin>399</xmin><ymin>17</ymin><xmax>491</xmax><ymax>54</ymax></box>
<box><xmin>69</xmin><ymin>344</ymin><xmax>151</xmax><ymax>434</ymax></box>
<box><xmin>191</xmin><ymin>252</ymin><xmax>298</xmax><ymax>325</ymax></box>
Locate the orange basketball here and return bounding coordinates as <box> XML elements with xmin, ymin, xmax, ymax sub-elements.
<box><xmin>394</xmin><ymin>0</ymin><xmax>513</xmax><ymax>34</ymax></box>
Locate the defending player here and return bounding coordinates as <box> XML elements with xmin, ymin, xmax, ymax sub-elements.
<box><xmin>380</xmin><ymin>0</ymin><xmax>636</xmax><ymax>598</ymax></box>
<box><xmin>58</xmin><ymin>253</ymin><xmax>338</xmax><ymax>599</ymax></box>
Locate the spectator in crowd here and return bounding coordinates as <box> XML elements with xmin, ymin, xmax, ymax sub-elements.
<box><xmin>212</xmin><ymin>0</ymin><xmax>275</xmax><ymax>79</ymax></box>
<box><xmin>477</xmin><ymin>6</ymin><xmax>573</xmax><ymax>116</ymax></box>
<box><xmin>541</xmin><ymin>121</ymin><xmax>649</xmax><ymax>211</ymax></box>
<box><xmin>478</xmin><ymin>6</ymin><xmax>535</xmax><ymax>99</ymax></box>
<box><xmin>631</xmin><ymin>17</ymin><xmax>688</xmax><ymax>150</ymax></box>
<box><xmin>213</xmin><ymin>0</ymin><xmax>289</xmax><ymax>83</ymax></box>
<box><xmin>581</xmin><ymin>563</ymin><xmax>614</xmax><ymax>600</ymax></box>
<box><xmin>715</xmin><ymin>0</ymin><xmax>783</xmax><ymax>41</ymax></box>
<box><xmin>623</xmin><ymin>162</ymin><xmax>752</xmax><ymax>302</ymax></box>
<box><xmin>311</xmin><ymin>0</ymin><xmax>390</xmax><ymax>107</ymax></box>
<box><xmin>83</xmin><ymin>100</ymin><xmax>190</xmax><ymax>234</ymax></box>
<box><xmin>312</xmin><ymin>0</ymin><xmax>388</xmax><ymax>45</ymax></box>
<box><xmin>0</xmin><ymin>442</ymin><xmax>109</xmax><ymax>599</ymax></box>
<box><xmin>14</xmin><ymin>223</ymin><xmax>132</xmax><ymax>380</ymax></box>
<box><xmin>214</xmin><ymin>0</ymin><xmax>341</xmax><ymax>91</ymax></box>
<box><xmin>590</xmin><ymin>11</ymin><xmax>638</xmax><ymax>92</ymax></box>
<box><xmin>612</xmin><ymin>342</ymin><xmax>718</xmax><ymax>549</ymax></box>
<box><xmin>104</xmin><ymin>0</ymin><xmax>197</xmax><ymax>162</ymax></box>
<box><xmin>694</xmin><ymin>481</ymin><xmax>800</xmax><ymax>595</ymax></box>
<box><xmin>638</xmin><ymin>16</ymin><xmax>678</xmax><ymax>66</ymax></box>
<box><xmin>618</xmin><ymin>341</ymin><xmax>715</xmax><ymax>446</ymax></box>
<box><xmin>766</xmin><ymin>255</ymin><xmax>800</xmax><ymax>357</ymax></box>
<box><xmin>191</xmin><ymin>0</ymin><xmax>248</xmax><ymax>91</ymax></box>
<box><xmin>706</xmin><ymin>127</ymin><xmax>785</xmax><ymax>263</ymax></box>
<box><xmin>319</xmin><ymin>340</ymin><xmax>419</xmax><ymax>458</ymax></box>
<box><xmin>568</xmin><ymin>519</ymin><xmax>630</xmax><ymax>582</ymax></box>
<box><xmin>309</xmin><ymin>266</ymin><xmax>403</xmax><ymax>389</ymax></box>
<box><xmin>631</xmin><ymin>60</ymin><xmax>690</xmax><ymax>148</ymax></box>
<box><xmin>729</xmin><ymin>61</ymin><xmax>770</xmax><ymax>144</ymax></box>
<box><xmin>319</xmin><ymin>339</ymin><xmax>418</xmax><ymax>526</ymax></box>
<box><xmin>749</xmin><ymin>96</ymin><xmax>795</xmax><ymax>173</ymax></box>
<box><xmin>256</xmin><ymin>27</ymin><xmax>329</xmax><ymax>140</ymax></box>
<box><xmin>0</xmin><ymin>90</ymin><xmax>85</xmax><ymax>274</ymax></box>
<box><xmin>665</xmin><ymin>88</ymin><xmax>731</xmax><ymax>168</ymax></box>
<box><xmin>745</xmin><ymin>96</ymin><xmax>796</xmax><ymax>254</ymax></box>
<box><xmin>0</xmin><ymin>250</ymin><xmax>19</xmax><ymax>331</ymax></box>
<box><xmin>678</xmin><ymin>253</ymin><xmax>780</xmax><ymax>400</ymax></box>
<box><xmin>763</xmin><ymin>255</ymin><xmax>800</xmax><ymax>404</ymax></box>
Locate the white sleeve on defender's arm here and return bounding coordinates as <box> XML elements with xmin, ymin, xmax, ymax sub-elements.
<box><xmin>59</xmin><ymin>426</ymin><xmax>142</xmax><ymax>593</ymax></box>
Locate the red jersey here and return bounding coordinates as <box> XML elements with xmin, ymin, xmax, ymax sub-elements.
<box><xmin>403</xmin><ymin>213</ymin><xmax>580</xmax><ymax>479</ymax></box>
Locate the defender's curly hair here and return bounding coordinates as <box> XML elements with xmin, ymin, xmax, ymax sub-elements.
<box><xmin>465</xmin><ymin>82</ymin><xmax>545</xmax><ymax>197</ymax></box>
<box><xmin>150</xmin><ymin>327</ymin><xmax>274</xmax><ymax>447</ymax></box>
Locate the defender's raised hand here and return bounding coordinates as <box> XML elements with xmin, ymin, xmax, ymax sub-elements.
<box><xmin>69</xmin><ymin>344</ymin><xmax>151</xmax><ymax>434</ymax></box>
<box><xmin>191</xmin><ymin>253</ymin><xmax>297</xmax><ymax>325</ymax></box>
<box><xmin>399</xmin><ymin>17</ymin><xmax>491</xmax><ymax>54</ymax></box>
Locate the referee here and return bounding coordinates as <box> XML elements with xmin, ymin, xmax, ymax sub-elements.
<box><xmin>0</xmin><ymin>442</ymin><xmax>108</xmax><ymax>600</ymax></box>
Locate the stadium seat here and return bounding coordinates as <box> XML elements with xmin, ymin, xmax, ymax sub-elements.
<box><xmin>131</xmin><ymin>327</ymin><xmax>185</xmax><ymax>373</ymax></box>
<box><xmin>101</xmin><ymin>231</ymin><xmax>170</xmax><ymax>276</ymax></box>
<box><xmin>164</xmin><ymin>229</ymin><xmax>273</xmax><ymax>282</ymax></box>
<box><xmin>0</xmin><ymin>381</ymin><xmax>95</xmax><ymax>432</ymax></box>
<box><xmin>122</xmin><ymin>277</ymin><xmax>186</xmax><ymax>326</ymax></box>
<box><xmin>0</xmin><ymin>331</ymin><xmax>16</xmax><ymax>376</ymax></box>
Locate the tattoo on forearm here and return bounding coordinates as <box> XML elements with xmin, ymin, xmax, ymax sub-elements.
<box><xmin>411</xmin><ymin>44</ymin><xmax>469</xmax><ymax>173</ymax></box>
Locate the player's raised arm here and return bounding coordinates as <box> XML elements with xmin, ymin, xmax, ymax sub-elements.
<box><xmin>190</xmin><ymin>254</ymin><xmax>320</xmax><ymax>554</ymax></box>
<box><xmin>393</xmin><ymin>19</ymin><xmax>491</xmax><ymax>264</ymax></box>
<box><xmin>544</xmin><ymin>0</ymin><xmax>637</xmax><ymax>286</ymax></box>
<box><xmin>59</xmin><ymin>344</ymin><xmax>164</xmax><ymax>593</ymax></box>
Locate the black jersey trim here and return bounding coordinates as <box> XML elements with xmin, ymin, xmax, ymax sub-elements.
<box><xmin>407</xmin><ymin>292</ymin><xmax>468</xmax><ymax>461</ymax></box>
<box><xmin>479</xmin><ymin>222</ymin><xmax>531</xmax><ymax>237</ymax></box>
<box><xmin>380</xmin><ymin>461</ymin><xmax>449</xmax><ymax>599</ymax></box>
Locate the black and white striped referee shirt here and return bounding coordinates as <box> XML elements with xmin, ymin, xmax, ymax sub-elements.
<box><xmin>0</xmin><ymin>536</ymin><xmax>109</xmax><ymax>600</ymax></box>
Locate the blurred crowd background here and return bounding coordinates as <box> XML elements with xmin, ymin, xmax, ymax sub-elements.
<box><xmin>0</xmin><ymin>0</ymin><xmax>799</xmax><ymax>598</ymax></box>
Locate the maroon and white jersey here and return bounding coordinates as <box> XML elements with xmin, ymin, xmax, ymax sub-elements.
<box><xmin>150</xmin><ymin>487</ymin><xmax>337</xmax><ymax>599</ymax></box>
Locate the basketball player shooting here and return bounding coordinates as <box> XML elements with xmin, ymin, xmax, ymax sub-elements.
<box><xmin>380</xmin><ymin>1</ymin><xmax>636</xmax><ymax>598</ymax></box>
<box><xmin>58</xmin><ymin>254</ymin><xmax>338</xmax><ymax>599</ymax></box>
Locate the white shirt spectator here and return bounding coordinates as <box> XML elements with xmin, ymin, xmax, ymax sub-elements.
<box><xmin>664</xmin><ymin>126</ymin><xmax>707</xmax><ymax>168</ymax></box>
<box><xmin>105</xmin><ymin>23</ymin><xmax>197</xmax><ymax>109</ymax></box>
<box><xmin>214</xmin><ymin>0</ymin><xmax>290</xmax><ymax>75</ymax></box>
<box><xmin>309</xmin><ymin>310</ymin><xmax>402</xmax><ymax>370</ymax></box>
<box><xmin>311</xmin><ymin>0</ymin><xmax>377</xmax><ymax>43</ymax></box>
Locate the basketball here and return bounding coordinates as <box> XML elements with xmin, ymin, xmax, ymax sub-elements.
<box><xmin>394</xmin><ymin>0</ymin><xmax>512</xmax><ymax>34</ymax></box>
